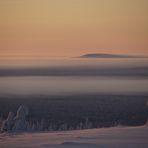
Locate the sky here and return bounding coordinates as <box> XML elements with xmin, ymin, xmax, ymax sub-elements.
<box><xmin>0</xmin><ymin>0</ymin><xmax>148</xmax><ymax>58</ymax></box>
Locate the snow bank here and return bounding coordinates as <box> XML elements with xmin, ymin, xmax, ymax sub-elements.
<box><xmin>0</xmin><ymin>126</ymin><xmax>148</xmax><ymax>148</ymax></box>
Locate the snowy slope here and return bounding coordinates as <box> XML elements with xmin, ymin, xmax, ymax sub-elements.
<box><xmin>0</xmin><ymin>126</ymin><xmax>148</xmax><ymax>148</ymax></box>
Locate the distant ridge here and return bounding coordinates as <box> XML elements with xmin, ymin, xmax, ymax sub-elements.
<box><xmin>79</xmin><ymin>53</ymin><xmax>146</xmax><ymax>58</ymax></box>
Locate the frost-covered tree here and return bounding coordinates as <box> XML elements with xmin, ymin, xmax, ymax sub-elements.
<box><xmin>1</xmin><ymin>112</ymin><xmax>14</xmax><ymax>132</ymax></box>
<box><xmin>84</xmin><ymin>118</ymin><xmax>92</xmax><ymax>129</ymax></box>
<box><xmin>13</xmin><ymin>105</ymin><xmax>29</xmax><ymax>132</ymax></box>
<box><xmin>59</xmin><ymin>123</ymin><xmax>68</xmax><ymax>131</ymax></box>
<box><xmin>146</xmin><ymin>101</ymin><xmax>148</xmax><ymax>126</ymax></box>
<box><xmin>40</xmin><ymin>119</ymin><xmax>46</xmax><ymax>131</ymax></box>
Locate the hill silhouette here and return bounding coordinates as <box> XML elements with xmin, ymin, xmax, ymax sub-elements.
<box><xmin>80</xmin><ymin>53</ymin><xmax>145</xmax><ymax>58</ymax></box>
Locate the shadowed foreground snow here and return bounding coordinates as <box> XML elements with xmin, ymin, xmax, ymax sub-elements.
<box><xmin>0</xmin><ymin>126</ymin><xmax>148</xmax><ymax>148</ymax></box>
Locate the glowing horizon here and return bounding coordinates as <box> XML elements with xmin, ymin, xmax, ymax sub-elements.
<box><xmin>0</xmin><ymin>0</ymin><xmax>148</xmax><ymax>58</ymax></box>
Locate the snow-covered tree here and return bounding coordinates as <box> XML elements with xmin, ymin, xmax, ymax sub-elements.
<box><xmin>1</xmin><ymin>112</ymin><xmax>14</xmax><ymax>132</ymax></box>
<box><xmin>13</xmin><ymin>105</ymin><xmax>29</xmax><ymax>132</ymax></box>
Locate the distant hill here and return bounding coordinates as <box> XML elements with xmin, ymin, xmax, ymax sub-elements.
<box><xmin>79</xmin><ymin>53</ymin><xmax>145</xmax><ymax>58</ymax></box>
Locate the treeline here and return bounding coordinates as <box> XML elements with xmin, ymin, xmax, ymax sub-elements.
<box><xmin>0</xmin><ymin>95</ymin><xmax>147</xmax><ymax>132</ymax></box>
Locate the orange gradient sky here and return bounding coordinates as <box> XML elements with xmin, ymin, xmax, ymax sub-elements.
<box><xmin>0</xmin><ymin>0</ymin><xmax>148</xmax><ymax>57</ymax></box>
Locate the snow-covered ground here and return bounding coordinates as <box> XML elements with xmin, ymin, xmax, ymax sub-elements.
<box><xmin>0</xmin><ymin>126</ymin><xmax>148</xmax><ymax>148</ymax></box>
